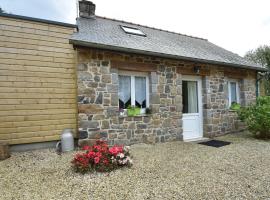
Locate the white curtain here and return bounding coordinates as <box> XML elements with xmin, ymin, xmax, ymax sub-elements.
<box><xmin>187</xmin><ymin>81</ymin><xmax>198</xmax><ymax>113</ymax></box>
<box><xmin>230</xmin><ymin>82</ymin><xmax>237</xmax><ymax>103</ymax></box>
<box><xmin>135</xmin><ymin>77</ymin><xmax>146</xmax><ymax>107</ymax></box>
<box><xmin>118</xmin><ymin>75</ymin><xmax>131</xmax><ymax>104</ymax></box>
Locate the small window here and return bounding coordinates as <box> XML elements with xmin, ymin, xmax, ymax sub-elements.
<box><xmin>228</xmin><ymin>80</ymin><xmax>240</xmax><ymax>107</ymax></box>
<box><xmin>118</xmin><ymin>72</ymin><xmax>149</xmax><ymax>109</ymax></box>
<box><xmin>121</xmin><ymin>25</ymin><xmax>146</xmax><ymax>36</ymax></box>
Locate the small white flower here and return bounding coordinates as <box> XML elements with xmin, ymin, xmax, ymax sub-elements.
<box><xmin>124</xmin><ymin>146</ymin><xmax>130</xmax><ymax>153</ymax></box>
<box><xmin>118</xmin><ymin>153</ymin><xmax>125</xmax><ymax>158</ymax></box>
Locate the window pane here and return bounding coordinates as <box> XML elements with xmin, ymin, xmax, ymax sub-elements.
<box><xmin>121</xmin><ymin>26</ymin><xmax>146</xmax><ymax>36</ymax></box>
<box><xmin>182</xmin><ymin>81</ymin><xmax>198</xmax><ymax>113</ymax></box>
<box><xmin>135</xmin><ymin>77</ymin><xmax>146</xmax><ymax>108</ymax></box>
<box><xmin>118</xmin><ymin>75</ymin><xmax>131</xmax><ymax>109</ymax></box>
<box><xmin>230</xmin><ymin>82</ymin><xmax>237</xmax><ymax>103</ymax></box>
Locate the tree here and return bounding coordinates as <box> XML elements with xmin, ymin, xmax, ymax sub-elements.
<box><xmin>0</xmin><ymin>7</ymin><xmax>5</xmax><ymax>13</ymax></box>
<box><xmin>244</xmin><ymin>45</ymin><xmax>270</xmax><ymax>95</ymax></box>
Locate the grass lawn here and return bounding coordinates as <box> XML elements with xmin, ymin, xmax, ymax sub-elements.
<box><xmin>1</xmin><ymin>132</ymin><xmax>270</xmax><ymax>199</ymax></box>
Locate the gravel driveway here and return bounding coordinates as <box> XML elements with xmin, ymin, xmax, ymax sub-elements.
<box><xmin>1</xmin><ymin>132</ymin><xmax>270</xmax><ymax>200</ymax></box>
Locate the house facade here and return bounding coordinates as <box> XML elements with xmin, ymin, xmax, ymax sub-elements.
<box><xmin>0</xmin><ymin>1</ymin><xmax>266</xmax><ymax>148</ymax></box>
<box><xmin>71</xmin><ymin>1</ymin><xmax>263</xmax><ymax>146</ymax></box>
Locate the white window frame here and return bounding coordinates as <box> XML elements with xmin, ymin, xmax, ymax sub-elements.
<box><xmin>118</xmin><ymin>71</ymin><xmax>149</xmax><ymax>108</ymax></box>
<box><xmin>228</xmin><ymin>79</ymin><xmax>240</xmax><ymax>107</ymax></box>
<box><xmin>120</xmin><ymin>25</ymin><xmax>146</xmax><ymax>36</ymax></box>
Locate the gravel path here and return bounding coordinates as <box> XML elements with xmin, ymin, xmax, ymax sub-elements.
<box><xmin>1</xmin><ymin>132</ymin><xmax>270</xmax><ymax>200</ymax></box>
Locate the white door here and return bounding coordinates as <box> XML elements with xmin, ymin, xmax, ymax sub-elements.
<box><xmin>182</xmin><ymin>76</ymin><xmax>203</xmax><ymax>140</ymax></box>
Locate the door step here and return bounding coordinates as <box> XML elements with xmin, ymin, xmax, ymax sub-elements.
<box><xmin>184</xmin><ymin>137</ymin><xmax>209</xmax><ymax>143</ymax></box>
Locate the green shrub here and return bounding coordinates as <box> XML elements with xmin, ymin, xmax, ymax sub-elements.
<box><xmin>238</xmin><ymin>96</ymin><xmax>270</xmax><ymax>139</ymax></box>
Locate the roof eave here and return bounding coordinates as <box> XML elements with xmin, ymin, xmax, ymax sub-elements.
<box><xmin>70</xmin><ymin>39</ymin><xmax>267</xmax><ymax>72</ymax></box>
<box><xmin>0</xmin><ymin>13</ymin><xmax>77</xmax><ymax>28</ymax></box>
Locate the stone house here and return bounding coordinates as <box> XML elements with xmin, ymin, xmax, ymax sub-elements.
<box><xmin>0</xmin><ymin>1</ymin><xmax>266</xmax><ymax>149</ymax></box>
<box><xmin>70</xmin><ymin>1</ymin><xmax>266</xmax><ymax>145</ymax></box>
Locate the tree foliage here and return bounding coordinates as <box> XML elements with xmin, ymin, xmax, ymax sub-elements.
<box><xmin>0</xmin><ymin>7</ymin><xmax>5</xmax><ymax>13</ymax></box>
<box><xmin>245</xmin><ymin>45</ymin><xmax>270</xmax><ymax>68</ymax></box>
<box><xmin>238</xmin><ymin>96</ymin><xmax>270</xmax><ymax>139</ymax></box>
<box><xmin>245</xmin><ymin>45</ymin><xmax>270</xmax><ymax>95</ymax></box>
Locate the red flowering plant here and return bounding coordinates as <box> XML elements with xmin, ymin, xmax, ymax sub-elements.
<box><xmin>71</xmin><ymin>140</ymin><xmax>133</xmax><ymax>173</ymax></box>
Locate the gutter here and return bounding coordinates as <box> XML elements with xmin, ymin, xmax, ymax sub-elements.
<box><xmin>69</xmin><ymin>39</ymin><xmax>267</xmax><ymax>72</ymax></box>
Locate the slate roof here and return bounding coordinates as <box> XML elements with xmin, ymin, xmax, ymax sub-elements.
<box><xmin>70</xmin><ymin>16</ymin><xmax>266</xmax><ymax>71</ymax></box>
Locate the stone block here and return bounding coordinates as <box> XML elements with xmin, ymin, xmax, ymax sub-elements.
<box><xmin>142</xmin><ymin>134</ymin><xmax>155</xmax><ymax>144</ymax></box>
<box><xmin>106</xmin><ymin>107</ymin><xmax>118</xmax><ymax>117</ymax></box>
<box><xmin>78</xmin><ymin>139</ymin><xmax>98</xmax><ymax>148</ymax></box>
<box><xmin>101</xmin><ymin>120</ymin><xmax>110</xmax><ymax>129</ymax></box>
<box><xmin>78</xmin><ymin>72</ymin><xmax>92</xmax><ymax>81</ymax></box>
<box><xmin>80</xmin><ymin>120</ymin><xmax>99</xmax><ymax>129</ymax></box>
<box><xmin>111</xmin><ymin>93</ymin><xmax>118</xmax><ymax>106</ymax></box>
<box><xmin>100</xmin><ymin>66</ymin><xmax>110</xmax><ymax>74</ymax></box>
<box><xmin>94</xmin><ymin>75</ymin><xmax>100</xmax><ymax>82</ymax></box>
<box><xmin>150</xmin><ymin>93</ymin><xmax>160</xmax><ymax>104</ymax></box>
<box><xmin>127</xmin><ymin>130</ymin><xmax>133</xmax><ymax>139</ymax></box>
<box><xmin>77</xmin><ymin>63</ymin><xmax>87</xmax><ymax>71</ymax></box>
<box><xmin>111</xmin><ymin>73</ymin><xmax>118</xmax><ymax>84</ymax></box>
<box><xmin>150</xmin><ymin>72</ymin><xmax>158</xmax><ymax>84</ymax></box>
<box><xmin>92</xmin><ymin>114</ymin><xmax>105</xmax><ymax>120</ymax></box>
<box><xmin>78</xmin><ymin>104</ymin><xmax>103</xmax><ymax>114</ymax></box>
<box><xmin>151</xmin><ymin>104</ymin><xmax>160</xmax><ymax>113</ymax></box>
<box><xmin>114</xmin><ymin>139</ymin><xmax>130</xmax><ymax>145</ymax></box>
<box><xmin>137</xmin><ymin>124</ymin><xmax>147</xmax><ymax>129</ymax></box>
<box><xmin>107</xmin><ymin>84</ymin><xmax>118</xmax><ymax>93</ymax></box>
<box><xmin>165</xmin><ymin>85</ymin><xmax>170</xmax><ymax>93</ymax></box>
<box><xmin>102</xmin><ymin>74</ymin><xmax>112</xmax><ymax>83</ymax></box>
<box><xmin>95</xmin><ymin>92</ymin><xmax>103</xmax><ymax>104</ymax></box>
<box><xmin>162</xmin><ymin>119</ymin><xmax>171</xmax><ymax>127</ymax></box>
<box><xmin>128</xmin><ymin>122</ymin><xmax>136</xmax><ymax>129</ymax></box>
<box><xmin>143</xmin><ymin>116</ymin><xmax>151</xmax><ymax>123</ymax></box>
<box><xmin>79</xmin><ymin>130</ymin><xmax>88</xmax><ymax>139</ymax></box>
<box><xmin>102</xmin><ymin>61</ymin><xmax>109</xmax><ymax>66</ymax></box>
<box><xmin>161</xmin><ymin>136</ymin><xmax>165</xmax><ymax>143</ymax></box>
<box><xmin>88</xmin><ymin>130</ymin><xmax>108</xmax><ymax>139</ymax></box>
<box><xmin>87</xmin><ymin>82</ymin><xmax>98</xmax><ymax>88</ymax></box>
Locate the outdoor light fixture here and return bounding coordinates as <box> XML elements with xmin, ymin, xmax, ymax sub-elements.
<box><xmin>193</xmin><ymin>66</ymin><xmax>201</xmax><ymax>74</ymax></box>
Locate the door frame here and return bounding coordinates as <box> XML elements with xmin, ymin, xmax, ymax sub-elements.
<box><xmin>182</xmin><ymin>75</ymin><xmax>203</xmax><ymax>140</ymax></box>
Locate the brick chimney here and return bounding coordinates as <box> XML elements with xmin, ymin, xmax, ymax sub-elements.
<box><xmin>78</xmin><ymin>0</ymin><xmax>96</xmax><ymax>18</ymax></box>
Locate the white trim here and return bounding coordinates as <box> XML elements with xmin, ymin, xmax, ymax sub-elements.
<box><xmin>182</xmin><ymin>75</ymin><xmax>203</xmax><ymax>140</ymax></box>
<box><xmin>228</xmin><ymin>79</ymin><xmax>240</xmax><ymax>107</ymax></box>
<box><xmin>118</xmin><ymin>71</ymin><xmax>149</xmax><ymax>108</ymax></box>
<box><xmin>131</xmin><ymin>76</ymin><xmax>136</xmax><ymax>106</ymax></box>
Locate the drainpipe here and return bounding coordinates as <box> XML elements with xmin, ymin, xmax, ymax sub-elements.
<box><xmin>256</xmin><ymin>71</ymin><xmax>268</xmax><ymax>97</ymax></box>
<box><xmin>256</xmin><ymin>71</ymin><xmax>261</xmax><ymax>97</ymax></box>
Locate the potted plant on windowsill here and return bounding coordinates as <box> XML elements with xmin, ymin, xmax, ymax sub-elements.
<box><xmin>230</xmin><ymin>102</ymin><xmax>241</xmax><ymax>111</ymax></box>
<box><xmin>127</xmin><ymin>105</ymin><xmax>141</xmax><ymax>116</ymax></box>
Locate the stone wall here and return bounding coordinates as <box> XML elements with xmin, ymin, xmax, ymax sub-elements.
<box><xmin>76</xmin><ymin>48</ymin><xmax>256</xmax><ymax>145</ymax></box>
<box><xmin>202</xmin><ymin>68</ymin><xmax>256</xmax><ymax>137</ymax></box>
<box><xmin>77</xmin><ymin>49</ymin><xmax>183</xmax><ymax>145</ymax></box>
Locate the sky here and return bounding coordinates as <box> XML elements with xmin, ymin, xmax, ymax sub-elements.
<box><xmin>1</xmin><ymin>0</ymin><xmax>269</xmax><ymax>56</ymax></box>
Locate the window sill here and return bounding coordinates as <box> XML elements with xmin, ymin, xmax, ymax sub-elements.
<box><xmin>118</xmin><ymin>114</ymin><xmax>150</xmax><ymax>119</ymax></box>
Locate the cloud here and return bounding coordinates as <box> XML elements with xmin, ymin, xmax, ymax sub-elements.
<box><xmin>1</xmin><ymin>0</ymin><xmax>77</xmax><ymax>23</ymax></box>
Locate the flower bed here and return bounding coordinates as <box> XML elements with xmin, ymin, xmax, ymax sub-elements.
<box><xmin>71</xmin><ymin>140</ymin><xmax>133</xmax><ymax>173</ymax></box>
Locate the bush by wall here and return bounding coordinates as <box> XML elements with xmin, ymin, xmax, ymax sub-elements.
<box><xmin>238</xmin><ymin>96</ymin><xmax>270</xmax><ymax>139</ymax></box>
